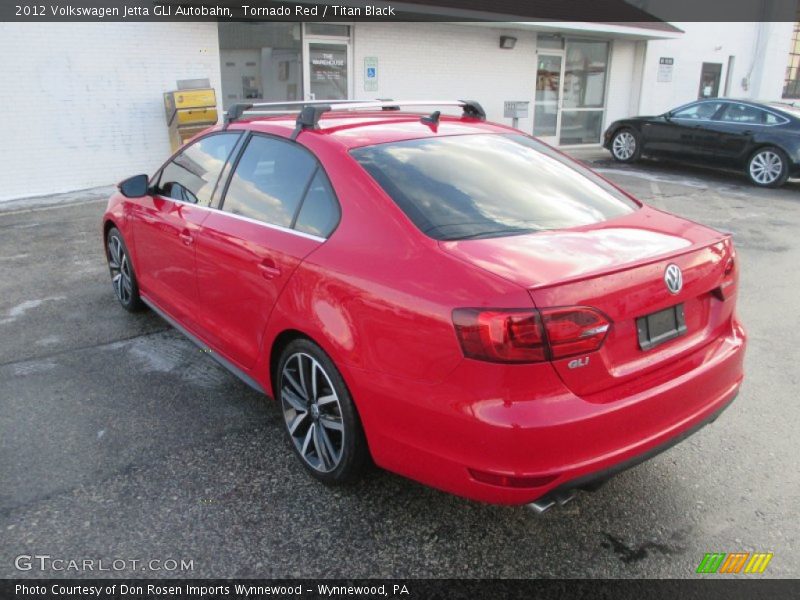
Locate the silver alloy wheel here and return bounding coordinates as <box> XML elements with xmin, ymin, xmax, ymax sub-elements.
<box><xmin>749</xmin><ymin>150</ymin><xmax>783</xmax><ymax>185</ymax></box>
<box><xmin>280</xmin><ymin>352</ymin><xmax>345</xmax><ymax>473</ymax></box>
<box><xmin>612</xmin><ymin>131</ymin><xmax>636</xmax><ymax>160</ymax></box>
<box><xmin>107</xmin><ymin>235</ymin><xmax>133</xmax><ymax>305</ymax></box>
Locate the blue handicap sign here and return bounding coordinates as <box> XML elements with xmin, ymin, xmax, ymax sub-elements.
<box><xmin>367</xmin><ymin>67</ymin><xmax>376</xmax><ymax>78</ymax></box>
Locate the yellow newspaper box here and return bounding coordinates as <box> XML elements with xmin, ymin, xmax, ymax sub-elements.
<box><xmin>164</xmin><ymin>88</ymin><xmax>218</xmax><ymax>150</ymax></box>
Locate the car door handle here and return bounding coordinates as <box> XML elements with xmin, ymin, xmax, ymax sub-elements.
<box><xmin>179</xmin><ymin>230</ymin><xmax>193</xmax><ymax>245</ymax></box>
<box><xmin>258</xmin><ymin>259</ymin><xmax>281</xmax><ymax>279</ymax></box>
<box><xmin>740</xmin><ymin>130</ymin><xmax>753</xmax><ymax>135</ymax></box>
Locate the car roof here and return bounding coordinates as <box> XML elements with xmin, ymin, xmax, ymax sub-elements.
<box><xmin>224</xmin><ymin>111</ymin><xmax>514</xmax><ymax>149</ymax></box>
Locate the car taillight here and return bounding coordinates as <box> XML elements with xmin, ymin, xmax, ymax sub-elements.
<box><xmin>452</xmin><ymin>308</ymin><xmax>547</xmax><ymax>363</ymax></box>
<box><xmin>539</xmin><ymin>307</ymin><xmax>611</xmax><ymax>360</ymax></box>
<box><xmin>452</xmin><ymin>306</ymin><xmax>610</xmax><ymax>363</ymax></box>
<box><xmin>713</xmin><ymin>251</ymin><xmax>737</xmax><ymax>301</ymax></box>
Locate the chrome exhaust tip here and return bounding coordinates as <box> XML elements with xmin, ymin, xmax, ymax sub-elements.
<box><xmin>526</xmin><ymin>489</ymin><xmax>578</xmax><ymax>514</ymax></box>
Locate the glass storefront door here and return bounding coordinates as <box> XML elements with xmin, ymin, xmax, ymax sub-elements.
<box><xmin>559</xmin><ymin>40</ymin><xmax>609</xmax><ymax>144</ymax></box>
<box><xmin>303</xmin><ymin>40</ymin><xmax>351</xmax><ymax>100</ymax></box>
<box><xmin>533</xmin><ymin>53</ymin><xmax>563</xmax><ymax>144</ymax></box>
<box><xmin>533</xmin><ymin>39</ymin><xmax>610</xmax><ymax>145</ymax></box>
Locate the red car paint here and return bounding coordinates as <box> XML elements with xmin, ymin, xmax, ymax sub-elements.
<box><xmin>103</xmin><ymin>112</ymin><xmax>745</xmax><ymax>505</ymax></box>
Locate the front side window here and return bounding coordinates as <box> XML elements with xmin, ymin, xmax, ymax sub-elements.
<box><xmin>719</xmin><ymin>103</ymin><xmax>764</xmax><ymax>124</ymax></box>
<box><xmin>157</xmin><ymin>133</ymin><xmax>241</xmax><ymax>206</ymax></box>
<box><xmin>221</xmin><ymin>135</ymin><xmax>338</xmax><ymax>237</ymax></box>
<box><xmin>351</xmin><ymin>134</ymin><xmax>638</xmax><ymax>241</ymax></box>
<box><xmin>672</xmin><ymin>102</ymin><xmax>724</xmax><ymax>120</ymax></box>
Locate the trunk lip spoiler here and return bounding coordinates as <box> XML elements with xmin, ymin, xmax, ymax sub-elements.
<box><xmin>526</xmin><ymin>233</ymin><xmax>732</xmax><ymax>292</ymax></box>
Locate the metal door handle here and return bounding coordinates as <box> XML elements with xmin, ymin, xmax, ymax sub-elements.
<box><xmin>258</xmin><ymin>260</ymin><xmax>281</xmax><ymax>279</ymax></box>
<box><xmin>179</xmin><ymin>230</ymin><xmax>193</xmax><ymax>245</ymax></box>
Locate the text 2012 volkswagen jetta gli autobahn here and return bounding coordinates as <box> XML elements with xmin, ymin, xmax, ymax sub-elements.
<box><xmin>102</xmin><ymin>100</ymin><xmax>745</xmax><ymax>510</ymax></box>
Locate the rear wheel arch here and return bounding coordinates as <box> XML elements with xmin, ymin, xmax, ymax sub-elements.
<box><xmin>103</xmin><ymin>218</ymin><xmax>118</xmax><ymax>245</ymax></box>
<box><xmin>269</xmin><ymin>329</ymin><xmax>311</xmax><ymax>396</ymax></box>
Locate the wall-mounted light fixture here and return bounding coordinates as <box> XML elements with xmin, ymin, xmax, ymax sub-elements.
<box><xmin>499</xmin><ymin>36</ymin><xmax>517</xmax><ymax>50</ymax></box>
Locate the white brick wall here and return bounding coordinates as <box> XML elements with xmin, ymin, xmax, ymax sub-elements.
<box><xmin>605</xmin><ymin>39</ymin><xmax>642</xmax><ymax>127</ymax></box>
<box><xmin>352</xmin><ymin>23</ymin><xmax>649</xmax><ymax>142</ymax></box>
<box><xmin>0</xmin><ymin>22</ymin><xmax>222</xmax><ymax>201</ymax></box>
<box><xmin>352</xmin><ymin>23</ymin><xmax>539</xmax><ymax>132</ymax></box>
<box><xmin>637</xmin><ymin>22</ymin><xmax>794</xmax><ymax>116</ymax></box>
<box><xmin>0</xmin><ymin>21</ymin><xmax>793</xmax><ymax>201</ymax></box>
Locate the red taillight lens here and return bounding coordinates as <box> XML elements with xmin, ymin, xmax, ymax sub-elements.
<box><xmin>452</xmin><ymin>308</ymin><xmax>547</xmax><ymax>363</ymax></box>
<box><xmin>540</xmin><ymin>307</ymin><xmax>611</xmax><ymax>360</ymax></box>
<box><xmin>452</xmin><ymin>306</ymin><xmax>610</xmax><ymax>363</ymax></box>
<box><xmin>713</xmin><ymin>253</ymin><xmax>737</xmax><ymax>301</ymax></box>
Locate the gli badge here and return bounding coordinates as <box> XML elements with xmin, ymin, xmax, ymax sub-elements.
<box><xmin>664</xmin><ymin>263</ymin><xmax>683</xmax><ymax>294</ymax></box>
<box><xmin>568</xmin><ymin>356</ymin><xmax>589</xmax><ymax>369</ymax></box>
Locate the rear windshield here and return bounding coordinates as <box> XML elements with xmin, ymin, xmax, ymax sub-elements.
<box><xmin>350</xmin><ymin>133</ymin><xmax>639</xmax><ymax>240</ymax></box>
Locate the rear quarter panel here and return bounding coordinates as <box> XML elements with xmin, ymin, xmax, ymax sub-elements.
<box><xmin>260</xmin><ymin>136</ymin><xmax>533</xmax><ymax>396</ymax></box>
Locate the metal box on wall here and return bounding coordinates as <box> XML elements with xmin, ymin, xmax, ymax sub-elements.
<box><xmin>164</xmin><ymin>88</ymin><xmax>218</xmax><ymax>151</ymax></box>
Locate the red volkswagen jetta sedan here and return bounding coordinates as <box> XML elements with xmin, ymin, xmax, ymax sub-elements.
<box><xmin>102</xmin><ymin>100</ymin><xmax>745</xmax><ymax>510</ymax></box>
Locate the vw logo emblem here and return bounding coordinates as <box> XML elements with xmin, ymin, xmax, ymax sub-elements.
<box><xmin>664</xmin><ymin>264</ymin><xmax>683</xmax><ymax>294</ymax></box>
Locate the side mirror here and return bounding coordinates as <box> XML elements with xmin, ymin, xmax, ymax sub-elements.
<box><xmin>118</xmin><ymin>174</ymin><xmax>149</xmax><ymax>198</ymax></box>
<box><xmin>664</xmin><ymin>111</ymin><xmax>673</xmax><ymax>121</ymax></box>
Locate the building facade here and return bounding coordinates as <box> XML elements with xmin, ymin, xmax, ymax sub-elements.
<box><xmin>0</xmin><ymin>19</ymin><xmax>792</xmax><ymax>201</ymax></box>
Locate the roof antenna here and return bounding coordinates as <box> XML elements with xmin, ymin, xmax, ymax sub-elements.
<box><xmin>421</xmin><ymin>110</ymin><xmax>441</xmax><ymax>126</ymax></box>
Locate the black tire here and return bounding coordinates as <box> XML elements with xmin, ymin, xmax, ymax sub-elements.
<box><xmin>105</xmin><ymin>227</ymin><xmax>144</xmax><ymax>312</ymax></box>
<box><xmin>276</xmin><ymin>338</ymin><xmax>369</xmax><ymax>485</ymax></box>
<box><xmin>609</xmin><ymin>128</ymin><xmax>641</xmax><ymax>163</ymax></box>
<box><xmin>746</xmin><ymin>146</ymin><xmax>789</xmax><ymax>188</ymax></box>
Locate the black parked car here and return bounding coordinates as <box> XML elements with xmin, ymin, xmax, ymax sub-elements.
<box><xmin>603</xmin><ymin>99</ymin><xmax>800</xmax><ymax>188</ymax></box>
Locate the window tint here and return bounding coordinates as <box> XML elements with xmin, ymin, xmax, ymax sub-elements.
<box><xmin>294</xmin><ymin>170</ymin><xmax>340</xmax><ymax>237</ymax></box>
<box><xmin>672</xmin><ymin>102</ymin><xmax>723</xmax><ymax>120</ymax></box>
<box><xmin>158</xmin><ymin>133</ymin><xmax>240</xmax><ymax>205</ymax></box>
<box><xmin>351</xmin><ymin>134</ymin><xmax>638</xmax><ymax>241</ymax></box>
<box><xmin>222</xmin><ymin>135</ymin><xmax>317</xmax><ymax>228</ymax></box>
<box><xmin>720</xmin><ymin>103</ymin><xmax>763</xmax><ymax>124</ymax></box>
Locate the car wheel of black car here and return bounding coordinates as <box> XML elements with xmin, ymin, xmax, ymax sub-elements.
<box><xmin>106</xmin><ymin>227</ymin><xmax>144</xmax><ymax>312</ymax></box>
<box><xmin>277</xmin><ymin>338</ymin><xmax>369</xmax><ymax>485</ymax></box>
<box><xmin>610</xmin><ymin>128</ymin><xmax>641</xmax><ymax>163</ymax></box>
<box><xmin>747</xmin><ymin>147</ymin><xmax>789</xmax><ymax>188</ymax></box>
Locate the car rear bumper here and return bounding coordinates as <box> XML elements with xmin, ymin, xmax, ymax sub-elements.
<box><xmin>347</xmin><ymin>319</ymin><xmax>746</xmax><ymax>505</ymax></box>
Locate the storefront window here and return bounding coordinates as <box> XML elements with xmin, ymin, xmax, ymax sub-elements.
<box><xmin>563</xmin><ymin>41</ymin><xmax>608</xmax><ymax>109</ymax></box>
<box><xmin>218</xmin><ymin>23</ymin><xmax>302</xmax><ymax>109</ymax></box>
<box><xmin>305</xmin><ymin>23</ymin><xmax>350</xmax><ymax>37</ymax></box>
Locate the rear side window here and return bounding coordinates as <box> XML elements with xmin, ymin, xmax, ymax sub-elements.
<box><xmin>764</xmin><ymin>112</ymin><xmax>785</xmax><ymax>125</ymax></box>
<box><xmin>157</xmin><ymin>133</ymin><xmax>241</xmax><ymax>206</ymax></box>
<box><xmin>294</xmin><ymin>170</ymin><xmax>340</xmax><ymax>237</ymax></box>
<box><xmin>720</xmin><ymin>103</ymin><xmax>763</xmax><ymax>124</ymax></box>
<box><xmin>222</xmin><ymin>136</ymin><xmax>317</xmax><ymax>228</ymax></box>
<box><xmin>350</xmin><ymin>134</ymin><xmax>638</xmax><ymax>241</ymax></box>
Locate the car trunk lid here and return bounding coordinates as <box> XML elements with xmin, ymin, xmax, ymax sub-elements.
<box><xmin>439</xmin><ymin>207</ymin><xmax>737</xmax><ymax>396</ymax></box>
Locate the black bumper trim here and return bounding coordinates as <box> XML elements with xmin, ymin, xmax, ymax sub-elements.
<box><xmin>532</xmin><ymin>389</ymin><xmax>738</xmax><ymax>503</ymax></box>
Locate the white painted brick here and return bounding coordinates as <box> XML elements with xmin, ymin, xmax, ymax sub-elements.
<box><xmin>0</xmin><ymin>22</ymin><xmax>222</xmax><ymax>201</ymax></box>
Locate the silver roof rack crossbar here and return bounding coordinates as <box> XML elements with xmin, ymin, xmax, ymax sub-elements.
<box><xmin>224</xmin><ymin>99</ymin><xmax>486</xmax><ymax>135</ymax></box>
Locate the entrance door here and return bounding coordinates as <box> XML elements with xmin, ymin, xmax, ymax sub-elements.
<box><xmin>533</xmin><ymin>53</ymin><xmax>563</xmax><ymax>144</ymax></box>
<box><xmin>698</xmin><ymin>63</ymin><xmax>722</xmax><ymax>99</ymax></box>
<box><xmin>303</xmin><ymin>40</ymin><xmax>351</xmax><ymax>100</ymax></box>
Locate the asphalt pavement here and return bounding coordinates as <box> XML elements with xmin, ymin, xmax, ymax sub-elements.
<box><xmin>1</xmin><ymin>155</ymin><xmax>798</xmax><ymax>578</ymax></box>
